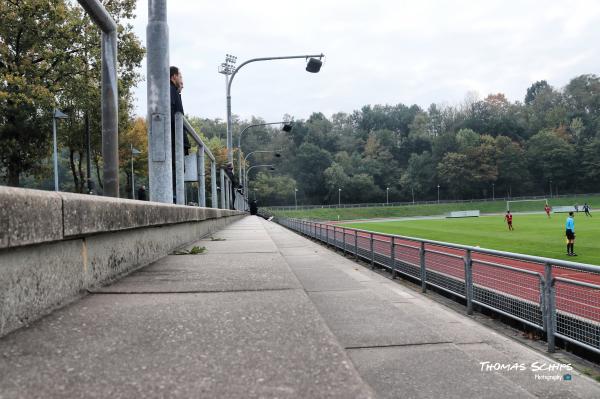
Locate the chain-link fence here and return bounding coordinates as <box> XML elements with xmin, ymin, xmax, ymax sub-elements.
<box><xmin>277</xmin><ymin>217</ymin><xmax>600</xmax><ymax>355</ymax></box>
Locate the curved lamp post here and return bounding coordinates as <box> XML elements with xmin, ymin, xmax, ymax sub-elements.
<box><xmin>225</xmin><ymin>53</ymin><xmax>324</xmax><ymax>164</ymax></box>
<box><xmin>238</xmin><ymin>121</ymin><xmax>290</xmax><ymax>182</ymax></box>
<box><xmin>245</xmin><ymin>164</ymin><xmax>275</xmax><ymax>206</ymax></box>
<box><xmin>242</xmin><ymin>150</ymin><xmax>281</xmax><ymax>195</ymax></box>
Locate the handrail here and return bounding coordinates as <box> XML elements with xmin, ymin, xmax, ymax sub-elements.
<box><xmin>183</xmin><ymin>117</ymin><xmax>215</xmax><ymax>161</ymax></box>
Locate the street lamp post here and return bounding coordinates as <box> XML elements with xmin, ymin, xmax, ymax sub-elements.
<box><xmin>338</xmin><ymin>188</ymin><xmax>341</xmax><ymax>207</ymax></box>
<box><xmin>52</xmin><ymin>109</ymin><xmax>68</xmax><ymax>191</ymax></box>
<box><xmin>492</xmin><ymin>182</ymin><xmax>495</xmax><ymax>201</ymax></box>
<box><xmin>411</xmin><ymin>187</ymin><xmax>415</xmax><ymax>204</ymax></box>
<box><xmin>131</xmin><ymin>144</ymin><xmax>141</xmax><ymax>199</ymax></box>
<box><xmin>243</xmin><ymin>150</ymin><xmax>281</xmax><ymax>201</ymax></box>
<box><xmin>437</xmin><ymin>184</ymin><xmax>440</xmax><ymax>204</ymax></box>
<box><xmin>238</xmin><ymin>121</ymin><xmax>289</xmax><ymax>185</ymax></box>
<box><xmin>386</xmin><ymin>187</ymin><xmax>389</xmax><ymax>205</ymax></box>
<box><xmin>294</xmin><ymin>188</ymin><xmax>298</xmax><ymax>210</ymax></box>
<box><xmin>245</xmin><ymin>164</ymin><xmax>275</xmax><ymax>204</ymax></box>
<box><xmin>549</xmin><ymin>180</ymin><xmax>553</xmax><ymax>198</ymax></box>
<box><xmin>225</xmin><ymin>53</ymin><xmax>324</xmax><ymax>164</ymax></box>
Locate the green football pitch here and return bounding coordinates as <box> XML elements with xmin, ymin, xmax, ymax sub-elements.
<box><xmin>341</xmin><ymin>213</ymin><xmax>600</xmax><ymax>266</ymax></box>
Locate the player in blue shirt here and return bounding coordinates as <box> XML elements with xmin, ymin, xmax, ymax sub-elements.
<box><xmin>565</xmin><ymin>212</ymin><xmax>576</xmax><ymax>256</ymax></box>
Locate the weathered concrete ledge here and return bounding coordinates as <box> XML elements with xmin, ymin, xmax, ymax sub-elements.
<box><xmin>0</xmin><ymin>186</ymin><xmax>245</xmax><ymax>336</ymax></box>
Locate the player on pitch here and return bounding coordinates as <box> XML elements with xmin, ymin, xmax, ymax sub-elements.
<box><xmin>566</xmin><ymin>211</ymin><xmax>576</xmax><ymax>256</ymax></box>
<box><xmin>544</xmin><ymin>203</ymin><xmax>551</xmax><ymax>218</ymax></box>
<box><xmin>505</xmin><ymin>210</ymin><xmax>514</xmax><ymax>231</ymax></box>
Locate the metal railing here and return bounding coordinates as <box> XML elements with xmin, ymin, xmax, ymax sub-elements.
<box><xmin>268</xmin><ymin>193</ymin><xmax>600</xmax><ymax>211</ymax></box>
<box><xmin>277</xmin><ymin>217</ymin><xmax>600</xmax><ymax>355</ymax></box>
<box><xmin>174</xmin><ymin>113</ymin><xmax>238</xmax><ymax>210</ymax></box>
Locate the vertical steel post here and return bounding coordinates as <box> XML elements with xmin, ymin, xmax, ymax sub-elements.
<box><xmin>390</xmin><ymin>237</ymin><xmax>396</xmax><ymax>279</ymax></box>
<box><xmin>370</xmin><ymin>233</ymin><xmax>375</xmax><ymax>269</ymax></box>
<box><xmin>146</xmin><ymin>0</ymin><xmax>172</xmax><ymax>202</ymax></box>
<box><xmin>420</xmin><ymin>242</ymin><xmax>426</xmax><ymax>293</ymax></box>
<box><xmin>210</xmin><ymin>160</ymin><xmax>217</xmax><ymax>208</ymax></box>
<box><xmin>220</xmin><ymin>169</ymin><xmax>226</xmax><ymax>208</ymax></box>
<box><xmin>544</xmin><ymin>263</ymin><xmax>556</xmax><ymax>353</ymax></box>
<box><xmin>354</xmin><ymin>230</ymin><xmax>358</xmax><ymax>260</ymax></box>
<box><xmin>464</xmin><ymin>249</ymin><xmax>473</xmax><ymax>315</ymax></box>
<box><xmin>342</xmin><ymin>228</ymin><xmax>346</xmax><ymax>255</ymax></box>
<box><xmin>53</xmin><ymin>117</ymin><xmax>59</xmax><ymax>191</ymax></box>
<box><xmin>174</xmin><ymin>112</ymin><xmax>184</xmax><ymax>204</ymax></box>
<box><xmin>101</xmin><ymin>29</ymin><xmax>119</xmax><ymax>197</ymax></box>
<box><xmin>131</xmin><ymin>144</ymin><xmax>135</xmax><ymax>199</ymax></box>
<box><xmin>198</xmin><ymin>147</ymin><xmax>206</xmax><ymax>207</ymax></box>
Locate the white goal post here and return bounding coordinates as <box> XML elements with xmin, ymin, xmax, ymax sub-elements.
<box><xmin>506</xmin><ymin>199</ymin><xmax>548</xmax><ymax>212</ymax></box>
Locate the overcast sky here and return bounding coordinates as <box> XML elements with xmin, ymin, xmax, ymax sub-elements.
<box><xmin>130</xmin><ymin>0</ymin><xmax>600</xmax><ymax>122</ymax></box>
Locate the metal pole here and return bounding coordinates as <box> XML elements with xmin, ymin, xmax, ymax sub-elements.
<box><xmin>101</xmin><ymin>29</ymin><xmax>119</xmax><ymax>197</ymax></box>
<box><xmin>146</xmin><ymin>0</ymin><xmax>172</xmax><ymax>203</ymax></box>
<box><xmin>386</xmin><ymin>188</ymin><xmax>389</xmax><ymax>205</ymax></box>
<box><xmin>198</xmin><ymin>147</ymin><xmax>206</xmax><ymax>207</ymax></box>
<box><xmin>412</xmin><ymin>187</ymin><xmax>415</xmax><ymax>204</ymax></box>
<box><xmin>544</xmin><ymin>263</ymin><xmax>556</xmax><ymax>353</ymax></box>
<box><xmin>211</xmin><ymin>160</ymin><xmax>217</xmax><ymax>208</ymax></box>
<box><xmin>174</xmin><ymin>112</ymin><xmax>184</xmax><ymax>204</ymax></box>
<box><xmin>77</xmin><ymin>0</ymin><xmax>119</xmax><ymax>198</ymax></box>
<box><xmin>220</xmin><ymin>168</ymin><xmax>226</xmax><ymax>209</ymax></box>
<box><xmin>464</xmin><ymin>249</ymin><xmax>473</xmax><ymax>315</ymax></box>
<box><xmin>420</xmin><ymin>242</ymin><xmax>426</xmax><ymax>292</ymax></box>
<box><xmin>53</xmin><ymin>117</ymin><xmax>59</xmax><ymax>191</ymax></box>
<box><xmin>437</xmin><ymin>185</ymin><xmax>440</xmax><ymax>203</ymax></box>
<box><xmin>85</xmin><ymin>113</ymin><xmax>92</xmax><ymax>193</ymax></box>
<box><xmin>370</xmin><ymin>233</ymin><xmax>375</xmax><ymax>269</ymax></box>
<box><xmin>492</xmin><ymin>183</ymin><xmax>495</xmax><ymax>201</ymax></box>
<box><xmin>338</xmin><ymin>188</ymin><xmax>341</xmax><ymax>207</ymax></box>
<box><xmin>131</xmin><ymin>144</ymin><xmax>135</xmax><ymax>199</ymax></box>
<box><xmin>390</xmin><ymin>237</ymin><xmax>396</xmax><ymax>279</ymax></box>
<box><xmin>294</xmin><ymin>189</ymin><xmax>297</xmax><ymax>210</ymax></box>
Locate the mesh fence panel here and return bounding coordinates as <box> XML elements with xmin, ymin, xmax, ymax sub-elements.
<box><xmin>424</xmin><ymin>246</ymin><xmax>466</xmax><ymax>297</ymax></box>
<box><xmin>472</xmin><ymin>260</ymin><xmax>543</xmax><ymax>326</ymax></box>
<box><xmin>555</xmin><ymin>279</ymin><xmax>600</xmax><ymax>351</ymax></box>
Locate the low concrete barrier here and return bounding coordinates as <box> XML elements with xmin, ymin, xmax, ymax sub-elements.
<box><xmin>552</xmin><ymin>206</ymin><xmax>577</xmax><ymax>213</ymax></box>
<box><xmin>0</xmin><ymin>187</ymin><xmax>245</xmax><ymax>336</ymax></box>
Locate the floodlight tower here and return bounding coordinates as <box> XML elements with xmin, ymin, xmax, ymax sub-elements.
<box><xmin>218</xmin><ymin>54</ymin><xmax>237</xmax><ymax>140</ymax></box>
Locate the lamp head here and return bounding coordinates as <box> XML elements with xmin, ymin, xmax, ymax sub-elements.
<box><xmin>269</xmin><ymin>166</ymin><xmax>275</xmax><ymax>171</ymax></box>
<box><xmin>54</xmin><ymin>109</ymin><xmax>68</xmax><ymax>119</ymax></box>
<box><xmin>274</xmin><ymin>152</ymin><xmax>282</xmax><ymax>158</ymax></box>
<box><xmin>282</xmin><ymin>123</ymin><xmax>293</xmax><ymax>132</ymax></box>
<box><xmin>305</xmin><ymin>57</ymin><xmax>323</xmax><ymax>73</ymax></box>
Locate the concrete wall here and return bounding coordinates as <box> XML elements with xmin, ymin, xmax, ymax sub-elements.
<box><xmin>0</xmin><ymin>187</ymin><xmax>245</xmax><ymax>337</ymax></box>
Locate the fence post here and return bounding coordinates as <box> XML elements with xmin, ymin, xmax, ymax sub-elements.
<box><xmin>342</xmin><ymin>228</ymin><xmax>346</xmax><ymax>255</ymax></box>
<box><xmin>390</xmin><ymin>237</ymin><xmax>396</xmax><ymax>279</ymax></box>
<box><xmin>544</xmin><ymin>263</ymin><xmax>556</xmax><ymax>353</ymax></box>
<box><xmin>464</xmin><ymin>249</ymin><xmax>473</xmax><ymax>315</ymax></box>
<box><xmin>210</xmin><ymin>161</ymin><xmax>218</xmax><ymax>208</ymax></box>
<box><xmin>325</xmin><ymin>225</ymin><xmax>329</xmax><ymax>247</ymax></box>
<box><xmin>370</xmin><ymin>233</ymin><xmax>375</xmax><ymax>269</ymax></box>
<box><xmin>198</xmin><ymin>147</ymin><xmax>206</xmax><ymax>207</ymax></box>
<box><xmin>420</xmin><ymin>242</ymin><xmax>426</xmax><ymax>293</ymax></box>
<box><xmin>354</xmin><ymin>230</ymin><xmax>358</xmax><ymax>260</ymax></box>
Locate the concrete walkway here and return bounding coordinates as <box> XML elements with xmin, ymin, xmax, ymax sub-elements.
<box><xmin>1</xmin><ymin>216</ymin><xmax>599</xmax><ymax>398</ymax></box>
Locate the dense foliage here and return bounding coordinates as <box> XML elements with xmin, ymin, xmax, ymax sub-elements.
<box><xmin>195</xmin><ymin>76</ymin><xmax>600</xmax><ymax>206</ymax></box>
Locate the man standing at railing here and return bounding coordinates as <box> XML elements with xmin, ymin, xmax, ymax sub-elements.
<box><xmin>170</xmin><ymin>66</ymin><xmax>191</xmax><ymax>203</ymax></box>
<box><xmin>566</xmin><ymin>212</ymin><xmax>576</xmax><ymax>256</ymax></box>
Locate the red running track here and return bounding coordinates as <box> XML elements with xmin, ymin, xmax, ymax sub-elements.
<box><xmin>312</xmin><ymin>224</ymin><xmax>600</xmax><ymax>325</ymax></box>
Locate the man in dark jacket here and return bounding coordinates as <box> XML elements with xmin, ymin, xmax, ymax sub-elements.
<box><xmin>170</xmin><ymin>66</ymin><xmax>191</xmax><ymax>203</ymax></box>
<box><xmin>137</xmin><ymin>185</ymin><xmax>147</xmax><ymax>201</ymax></box>
<box><xmin>225</xmin><ymin>162</ymin><xmax>237</xmax><ymax>210</ymax></box>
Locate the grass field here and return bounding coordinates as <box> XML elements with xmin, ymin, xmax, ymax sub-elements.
<box><xmin>341</xmin><ymin>213</ymin><xmax>600</xmax><ymax>266</ymax></box>
<box><xmin>275</xmin><ymin>195</ymin><xmax>600</xmax><ymax>221</ymax></box>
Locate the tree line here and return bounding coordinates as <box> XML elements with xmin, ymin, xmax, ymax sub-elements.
<box><xmin>213</xmin><ymin>75</ymin><xmax>600</xmax><ymax>206</ymax></box>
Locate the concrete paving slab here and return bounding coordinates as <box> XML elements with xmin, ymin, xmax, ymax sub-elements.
<box><xmin>94</xmin><ymin>253</ymin><xmax>301</xmax><ymax>293</ymax></box>
<box><xmin>206</xmin><ymin>230</ymin><xmax>271</xmax><ymax>240</ymax></box>
<box><xmin>308</xmin><ymin>289</ymin><xmax>444</xmax><ymax>348</ymax></box>
<box><xmin>0</xmin><ymin>291</ymin><xmax>374</xmax><ymax>399</ymax></box>
<box><xmin>290</xmin><ymin>267</ymin><xmax>365</xmax><ymax>292</ymax></box>
<box><xmin>191</xmin><ymin>239</ymin><xmax>278</xmax><ymax>254</ymax></box>
<box><xmin>348</xmin><ymin>343</ymin><xmax>534</xmax><ymax>399</ymax></box>
<box><xmin>282</xmin><ymin>254</ymin><xmax>325</xmax><ymax>269</ymax></box>
<box><xmin>278</xmin><ymin>246</ymin><xmax>326</xmax><ymax>256</ymax></box>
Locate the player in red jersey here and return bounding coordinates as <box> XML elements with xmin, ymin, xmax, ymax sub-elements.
<box><xmin>505</xmin><ymin>210</ymin><xmax>514</xmax><ymax>231</ymax></box>
<box><xmin>544</xmin><ymin>204</ymin><xmax>551</xmax><ymax>218</ymax></box>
